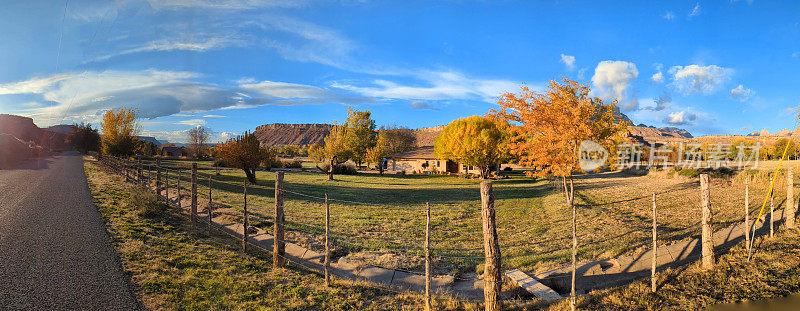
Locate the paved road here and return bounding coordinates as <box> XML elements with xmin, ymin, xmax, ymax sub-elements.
<box><xmin>0</xmin><ymin>152</ymin><xmax>140</xmax><ymax>310</ymax></box>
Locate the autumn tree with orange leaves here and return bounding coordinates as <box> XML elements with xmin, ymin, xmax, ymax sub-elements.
<box><xmin>490</xmin><ymin>78</ymin><xmax>628</xmax><ymax>308</ymax></box>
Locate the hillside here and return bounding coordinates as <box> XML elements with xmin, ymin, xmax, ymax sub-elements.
<box><xmin>253</xmin><ymin>123</ymin><xmax>333</xmax><ymax>146</ymax></box>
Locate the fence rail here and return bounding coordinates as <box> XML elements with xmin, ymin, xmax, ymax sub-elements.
<box><xmin>98</xmin><ymin>155</ymin><xmax>799</xmax><ymax>309</ymax></box>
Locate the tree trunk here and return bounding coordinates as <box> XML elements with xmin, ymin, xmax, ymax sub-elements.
<box><xmin>243</xmin><ymin>168</ymin><xmax>257</xmax><ymax>184</ymax></box>
<box><xmin>328</xmin><ymin>159</ymin><xmax>335</xmax><ymax>180</ymax></box>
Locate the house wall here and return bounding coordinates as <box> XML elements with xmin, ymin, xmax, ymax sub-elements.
<box><xmin>389</xmin><ymin>159</ymin><xmax>447</xmax><ymax>174</ymax></box>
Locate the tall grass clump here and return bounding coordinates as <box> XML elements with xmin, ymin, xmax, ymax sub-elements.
<box><xmin>129</xmin><ymin>187</ymin><xmax>166</xmax><ymax>218</ymax></box>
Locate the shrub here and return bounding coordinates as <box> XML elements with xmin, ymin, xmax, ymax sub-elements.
<box><xmin>318</xmin><ymin>163</ymin><xmax>358</xmax><ymax>175</ymax></box>
<box><xmin>503</xmin><ymin>166</ymin><xmax>513</xmax><ymax>171</ymax></box>
<box><xmin>129</xmin><ymin>187</ymin><xmax>166</xmax><ymax>218</ymax></box>
<box><xmin>280</xmin><ymin>159</ymin><xmax>303</xmax><ymax>169</ymax></box>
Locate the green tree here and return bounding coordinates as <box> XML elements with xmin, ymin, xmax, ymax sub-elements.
<box><xmin>310</xmin><ymin>122</ymin><xmax>353</xmax><ymax>180</ymax></box>
<box><xmin>366</xmin><ymin>126</ymin><xmax>416</xmax><ymax>174</ymax></box>
<box><xmin>66</xmin><ymin>123</ymin><xmax>101</xmax><ymax>154</ymax></box>
<box><xmin>773</xmin><ymin>138</ymin><xmax>797</xmax><ymax>160</ymax></box>
<box><xmin>344</xmin><ymin>108</ymin><xmax>377</xmax><ymax>166</ymax></box>
<box><xmin>311</xmin><ymin>108</ymin><xmax>378</xmax><ymax>179</ymax></box>
<box><xmin>434</xmin><ymin>116</ymin><xmax>511</xmax><ymax>179</ymax></box>
<box><xmin>101</xmin><ymin>108</ymin><xmax>140</xmax><ymax>156</ymax></box>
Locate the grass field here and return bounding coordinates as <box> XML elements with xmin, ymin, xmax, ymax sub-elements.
<box><xmin>85</xmin><ymin>159</ymin><xmax>482</xmax><ymax>310</ymax></box>
<box><xmin>133</xmin><ymin>158</ymin><xmax>797</xmax><ymax>280</ymax></box>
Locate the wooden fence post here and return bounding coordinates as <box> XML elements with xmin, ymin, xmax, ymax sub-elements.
<box><xmin>165</xmin><ymin>168</ymin><xmax>170</xmax><ymax>203</ymax></box>
<box><xmin>770</xmin><ymin>191</ymin><xmax>775</xmax><ymax>238</ymax></box>
<box><xmin>208</xmin><ymin>175</ymin><xmax>213</xmax><ymax>234</ymax></box>
<box><xmin>274</xmin><ymin>172</ymin><xmax>285</xmax><ymax>268</ymax></box>
<box><xmin>700</xmin><ymin>174</ymin><xmax>714</xmax><ymax>270</ymax></box>
<box><xmin>425</xmin><ymin>202</ymin><xmax>432</xmax><ymax>311</ymax></box>
<box><xmin>137</xmin><ymin>157</ymin><xmax>142</xmax><ymax>184</ymax></box>
<box><xmin>176</xmin><ymin>168</ymin><xmax>181</xmax><ymax>209</ymax></box>
<box><xmin>745</xmin><ymin>177</ymin><xmax>750</xmax><ymax>252</ymax></box>
<box><xmin>480</xmin><ymin>181</ymin><xmax>501</xmax><ymax>311</ymax></box>
<box><xmin>569</xmin><ymin>178</ymin><xmax>577</xmax><ymax>311</ymax></box>
<box><xmin>651</xmin><ymin>192</ymin><xmax>657</xmax><ymax>293</ymax></box>
<box><xmin>324</xmin><ymin>193</ymin><xmax>331</xmax><ymax>287</ymax></box>
<box><xmin>156</xmin><ymin>159</ymin><xmax>162</xmax><ymax>197</ymax></box>
<box><xmin>788</xmin><ymin>169</ymin><xmax>795</xmax><ymax>229</ymax></box>
<box><xmin>243</xmin><ymin>179</ymin><xmax>248</xmax><ymax>252</ymax></box>
<box><xmin>191</xmin><ymin>163</ymin><xmax>197</xmax><ymax>223</ymax></box>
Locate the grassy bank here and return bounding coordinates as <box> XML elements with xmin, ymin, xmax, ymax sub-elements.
<box><xmin>84</xmin><ymin>159</ymin><xmax>471</xmax><ymax>310</ymax></box>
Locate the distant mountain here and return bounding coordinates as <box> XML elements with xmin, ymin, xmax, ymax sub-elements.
<box><xmin>659</xmin><ymin>127</ymin><xmax>693</xmax><ymax>138</ymax></box>
<box><xmin>249</xmin><ymin>120</ymin><xmax>694</xmax><ymax>148</ymax></box>
<box><xmin>137</xmin><ymin>136</ymin><xmax>163</xmax><ymax>146</ymax></box>
<box><xmin>253</xmin><ymin>124</ymin><xmax>333</xmax><ymax>146</ymax></box>
<box><xmin>45</xmin><ymin>124</ymin><xmax>74</xmax><ymax>135</ymax></box>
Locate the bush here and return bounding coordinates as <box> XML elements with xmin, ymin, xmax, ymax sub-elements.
<box><xmin>279</xmin><ymin>159</ymin><xmax>303</xmax><ymax>169</ymax></box>
<box><xmin>503</xmin><ymin>166</ymin><xmax>513</xmax><ymax>171</ymax></box>
<box><xmin>319</xmin><ymin>163</ymin><xmax>358</xmax><ymax>175</ymax></box>
<box><xmin>129</xmin><ymin>187</ymin><xmax>166</xmax><ymax>218</ymax></box>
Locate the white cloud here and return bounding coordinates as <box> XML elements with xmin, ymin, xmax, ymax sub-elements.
<box><xmin>730</xmin><ymin>84</ymin><xmax>754</xmax><ymax>102</ymax></box>
<box><xmin>665</xmin><ymin>110</ymin><xmax>698</xmax><ymax>125</ymax></box>
<box><xmin>793</xmin><ymin>52</ymin><xmax>799</xmax><ymax>58</ymax></box>
<box><xmin>651</xmin><ymin>72</ymin><xmax>664</xmax><ymax>83</ymax></box>
<box><xmin>2</xmin><ymin>70</ymin><xmax>249</xmax><ymax>126</ymax></box>
<box><xmin>177</xmin><ymin>119</ymin><xmax>206</xmax><ymax>126</ymax></box>
<box><xmin>331</xmin><ymin>70</ymin><xmax>520</xmax><ymax>103</ymax></box>
<box><xmin>663</xmin><ymin>12</ymin><xmax>675</xmax><ymax>20</ymax></box>
<box><xmin>560</xmin><ymin>54</ymin><xmax>576</xmax><ymax>70</ymax></box>
<box><xmin>689</xmin><ymin>3</ymin><xmax>701</xmax><ymax>17</ymax></box>
<box><xmin>202</xmin><ymin>114</ymin><xmax>227</xmax><ymax>118</ymax></box>
<box><xmin>0</xmin><ymin>74</ymin><xmax>70</xmax><ymax>95</ymax></box>
<box><xmin>218</xmin><ymin>132</ymin><xmax>237</xmax><ymax>141</ymax></box>
<box><xmin>591</xmin><ymin>60</ymin><xmax>639</xmax><ymax>102</ymax></box>
<box><xmin>669</xmin><ymin>64</ymin><xmax>733</xmax><ymax>94</ymax></box>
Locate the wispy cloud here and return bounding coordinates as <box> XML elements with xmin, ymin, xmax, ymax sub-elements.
<box><xmin>143</xmin><ymin>0</ymin><xmax>308</xmax><ymax>10</ymax></box>
<box><xmin>409</xmin><ymin>101</ymin><xmax>439</xmax><ymax>111</ymax></box>
<box><xmin>177</xmin><ymin>119</ymin><xmax>207</xmax><ymax>126</ymax></box>
<box><xmin>688</xmin><ymin>3</ymin><xmax>701</xmax><ymax>18</ymax></box>
<box><xmin>560</xmin><ymin>54</ymin><xmax>576</xmax><ymax>70</ymax></box>
<box><xmin>663</xmin><ymin>12</ymin><xmax>675</xmax><ymax>20</ymax></box>
<box><xmin>90</xmin><ymin>36</ymin><xmax>247</xmax><ymax>62</ymax></box>
<box><xmin>203</xmin><ymin>114</ymin><xmax>227</xmax><ymax>118</ymax></box>
<box><xmin>331</xmin><ymin>70</ymin><xmax>520</xmax><ymax>103</ymax></box>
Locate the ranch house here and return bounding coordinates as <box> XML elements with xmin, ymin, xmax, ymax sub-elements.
<box><xmin>386</xmin><ymin>146</ymin><xmax>485</xmax><ymax>175</ymax></box>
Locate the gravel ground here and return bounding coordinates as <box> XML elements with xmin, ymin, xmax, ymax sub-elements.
<box><xmin>0</xmin><ymin>152</ymin><xmax>140</xmax><ymax>310</ymax></box>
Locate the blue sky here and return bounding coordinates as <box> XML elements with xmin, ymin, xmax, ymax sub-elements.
<box><xmin>1</xmin><ymin>0</ymin><xmax>799</xmax><ymax>143</ymax></box>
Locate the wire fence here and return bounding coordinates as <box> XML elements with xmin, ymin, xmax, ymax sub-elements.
<box><xmin>104</xmin><ymin>155</ymin><xmax>796</xmax><ymax>303</ymax></box>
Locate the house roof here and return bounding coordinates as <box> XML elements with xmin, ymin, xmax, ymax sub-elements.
<box><xmin>389</xmin><ymin>146</ymin><xmax>436</xmax><ymax>160</ymax></box>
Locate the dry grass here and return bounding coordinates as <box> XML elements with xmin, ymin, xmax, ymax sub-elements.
<box><xmin>138</xmin><ymin>159</ymin><xmax>796</xmax><ymax>280</ymax></box>
<box><xmin>86</xmin><ymin>159</ymin><xmax>487</xmax><ymax>310</ymax></box>
<box><xmin>540</xmin><ymin>228</ymin><xmax>800</xmax><ymax>310</ymax></box>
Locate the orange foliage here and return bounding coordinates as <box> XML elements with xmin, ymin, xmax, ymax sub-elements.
<box><xmin>489</xmin><ymin>78</ymin><xmax>629</xmax><ymax>178</ymax></box>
